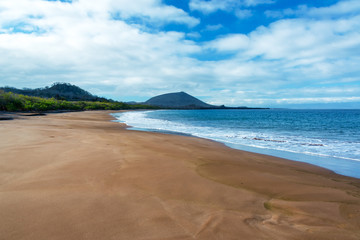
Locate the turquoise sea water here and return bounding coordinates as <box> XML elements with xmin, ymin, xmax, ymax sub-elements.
<box><xmin>112</xmin><ymin>109</ymin><xmax>360</xmax><ymax>178</ymax></box>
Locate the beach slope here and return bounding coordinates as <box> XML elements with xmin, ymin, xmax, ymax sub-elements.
<box><xmin>0</xmin><ymin>111</ymin><xmax>359</xmax><ymax>240</ymax></box>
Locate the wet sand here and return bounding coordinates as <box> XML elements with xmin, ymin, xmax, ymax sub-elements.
<box><xmin>0</xmin><ymin>111</ymin><xmax>359</xmax><ymax>240</ymax></box>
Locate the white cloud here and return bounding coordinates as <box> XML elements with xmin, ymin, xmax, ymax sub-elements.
<box><xmin>198</xmin><ymin>2</ymin><xmax>360</xmax><ymax>106</ymax></box>
<box><xmin>266</xmin><ymin>0</ymin><xmax>360</xmax><ymax>19</ymax></box>
<box><xmin>186</xmin><ymin>32</ymin><xmax>201</xmax><ymax>39</ymax></box>
<box><xmin>189</xmin><ymin>0</ymin><xmax>274</xmax><ymax>14</ymax></box>
<box><xmin>307</xmin><ymin>0</ymin><xmax>360</xmax><ymax>18</ymax></box>
<box><xmin>0</xmin><ymin>0</ymin><xmax>199</xmax><ymax>29</ymax></box>
<box><xmin>244</xmin><ymin>0</ymin><xmax>275</xmax><ymax>7</ymax></box>
<box><xmin>206</xmin><ymin>34</ymin><xmax>250</xmax><ymax>51</ymax></box>
<box><xmin>0</xmin><ymin>0</ymin><xmax>359</xmax><ymax>107</ymax></box>
<box><xmin>208</xmin><ymin>86</ymin><xmax>360</xmax><ymax>107</ymax></box>
<box><xmin>275</xmin><ymin>97</ymin><xmax>360</xmax><ymax>104</ymax></box>
<box><xmin>189</xmin><ymin>0</ymin><xmax>228</xmax><ymax>14</ymax></box>
<box><xmin>109</xmin><ymin>0</ymin><xmax>200</xmax><ymax>26</ymax></box>
<box><xmin>205</xmin><ymin>24</ymin><xmax>223</xmax><ymax>31</ymax></box>
<box><xmin>236</xmin><ymin>9</ymin><xmax>253</xmax><ymax>19</ymax></box>
<box><xmin>0</xmin><ymin>0</ymin><xmax>201</xmax><ymax>98</ymax></box>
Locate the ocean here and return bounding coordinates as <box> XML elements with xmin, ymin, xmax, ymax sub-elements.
<box><xmin>112</xmin><ymin>109</ymin><xmax>360</xmax><ymax>179</ymax></box>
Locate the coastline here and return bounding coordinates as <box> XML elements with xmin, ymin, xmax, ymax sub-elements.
<box><xmin>114</xmin><ymin>109</ymin><xmax>360</xmax><ymax>179</ymax></box>
<box><xmin>0</xmin><ymin>110</ymin><xmax>359</xmax><ymax>239</ymax></box>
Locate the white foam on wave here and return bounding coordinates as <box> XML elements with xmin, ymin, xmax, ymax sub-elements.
<box><xmin>113</xmin><ymin>111</ymin><xmax>360</xmax><ymax>163</ymax></box>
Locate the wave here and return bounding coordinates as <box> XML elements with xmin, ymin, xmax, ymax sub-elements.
<box><xmin>112</xmin><ymin>111</ymin><xmax>360</xmax><ymax>163</ymax></box>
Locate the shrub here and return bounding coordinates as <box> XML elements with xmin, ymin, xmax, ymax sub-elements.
<box><xmin>0</xmin><ymin>91</ymin><xmax>157</xmax><ymax>112</ymax></box>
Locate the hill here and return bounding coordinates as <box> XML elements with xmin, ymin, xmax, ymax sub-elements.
<box><xmin>145</xmin><ymin>92</ymin><xmax>218</xmax><ymax>109</ymax></box>
<box><xmin>0</xmin><ymin>83</ymin><xmax>158</xmax><ymax>112</ymax></box>
<box><xmin>0</xmin><ymin>83</ymin><xmax>106</xmax><ymax>102</ymax></box>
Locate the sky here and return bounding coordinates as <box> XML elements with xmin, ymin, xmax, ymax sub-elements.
<box><xmin>0</xmin><ymin>0</ymin><xmax>360</xmax><ymax>108</ymax></box>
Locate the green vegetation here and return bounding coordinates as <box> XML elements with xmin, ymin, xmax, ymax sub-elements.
<box><xmin>263</xmin><ymin>201</ymin><xmax>272</xmax><ymax>210</ymax></box>
<box><xmin>0</xmin><ymin>83</ymin><xmax>106</xmax><ymax>102</ymax></box>
<box><xmin>0</xmin><ymin>90</ymin><xmax>157</xmax><ymax>112</ymax></box>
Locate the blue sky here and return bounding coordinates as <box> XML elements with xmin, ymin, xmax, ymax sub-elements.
<box><xmin>0</xmin><ymin>0</ymin><xmax>360</xmax><ymax>108</ymax></box>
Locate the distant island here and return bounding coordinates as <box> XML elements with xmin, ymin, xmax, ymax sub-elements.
<box><xmin>145</xmin><ymin>91</ymin><xmax>215</xmax><ymax>109</ymax></box>
<box><xmin>144</xmin><ymin>91</ymin><xmax>268</xmax><ymax>109</ymax></box>
<box><xmin>0</xmin><ymin>83</ymin><xmax>267</xmax><ymax>112</ymax></box>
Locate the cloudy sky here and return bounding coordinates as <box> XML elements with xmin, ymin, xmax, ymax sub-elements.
<box><xmin>1</xmin><ymin>0</ymin><xmax>360</xmax><ymax>108</ymax></box>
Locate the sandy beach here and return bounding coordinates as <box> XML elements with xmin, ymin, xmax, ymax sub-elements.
<box><xmin>0</xmin><ymin>110</ymin><xmax>359</xmax><ymax>240</ymax></box>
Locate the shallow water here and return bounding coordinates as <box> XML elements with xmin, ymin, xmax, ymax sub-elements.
<box><xmin>112</xmin><ymin>109</ymin><xmax>360</xmax><ymax>178</ymax></box>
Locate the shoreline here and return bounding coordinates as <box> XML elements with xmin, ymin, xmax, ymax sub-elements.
<box><xmin>113</xmin><ymin>110</ymin><xmax>360</xmax><ymax>179</ymax></box>
<box><xmin>126</xmin><ymin>126</ymin><xmax>360</xmax><ymax>179</ymax></box>
<box><xmin>1</xmin><ymin>110</ymin><xmax>360</xmax><ymax>239</ymax></box>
